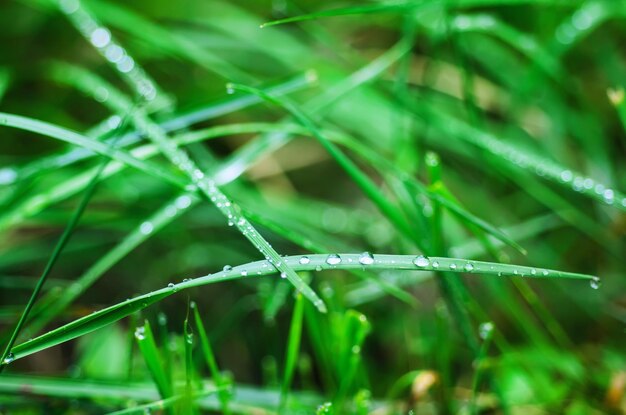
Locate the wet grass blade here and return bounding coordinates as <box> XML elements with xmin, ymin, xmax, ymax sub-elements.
<box><xmin>4</xmin><ymin>254</ymin><xmax>596</xmax><ymax>365</ymax></box>
<box><xmin>134</xmin><ymin>320</ymin><xmax>173</xmax><ymax>400</ymax></box>
<box><xmin>191</xmin><ymin>301</ymin><xmax>231</xmax><ymax>414</ymax></box>
<box><xmin>279</xmin><ymin>292</ymin><xmax>304</xmax><ymax>413</ymax></box>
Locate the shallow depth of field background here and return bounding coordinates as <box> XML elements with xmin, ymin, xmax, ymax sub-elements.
<box><xmin>0</xmin><ymin>0</ymin><xmax>625</xmax><ymax>413</ymax></box>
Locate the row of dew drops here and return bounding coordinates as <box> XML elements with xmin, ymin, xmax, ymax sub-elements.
<box><xmin>58</xmin><ymin>0</ymin><xmax>159</xmax><ymax>102</ymax></box>
<box><xmin>162</xmin><ymin>252</ymin><xmax>601</xmax><ymax>292</ymax></box>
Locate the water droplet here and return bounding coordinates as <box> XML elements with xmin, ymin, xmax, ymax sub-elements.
<box><xmin>90</xmin><ymin>27</ymin><xmax>111</xmax><ymax>48</ymax></box>
<box><xmin>104</xmin><ymin>44</ymin><xmax>124</xmax><ymax>63</ymax></box>
<box><xmin>139</xmin><ymin>222</ymin><xmax>154</xmax><ymax>235</ymax></box>
<box><xmin>0</xmin><ymin>167</ymin><xmax>17</xmax><ymax>185</ymax></box>
<box><xmin>299</xmin><ymin>256</ymin><xmax>310</xmax><ymax>265</ymax></box>
<box><xmin>280</xmin><ymin>272</ymin><xmax>287</xmax><ymax>279</ymax></box>
<box><xmin>560</xmin><ymin>170</ymin><xmax>573</xmax><ymax>182</ymax></box>
<box><xmin>530</xmin><ymin>268</ymin><xmax>537</xmax><ymax>275</ymax></box>
<box><xmin>226</xmin><ymin>83</ymin><xmax>235</xmax><ymax>94</ymax></box>
<box><xmin>413</xmin><ymin>255</ymin><xmax>430</xmax><ymax>268</ymax></box>
<box><xmin>175</xmin><ymin>195</ymin><xmax>192</xmax><ymax>209</ymax></box>
<box><xmin>449</xmin><ymin>263</ymin><xmax>457</xmax><ymax>270</ymax></box>
<box><xmin>351</xmin><ymin>345</ymin><xmax>361</xmax><ymax>354</ymax></box>
<box><xmin>432</xmin><ymin>261</ymin><xmax>439</xmax><ymax>269</ymax></box>
<box><xmin>223</xmin><ymin>265</ymin><xmax>232</xmax><ymax>272</ymax></box>
<box><xmin>464</xmin><ymin>262</ymin><xmax>475</xmax><ymax>272</ymax></box>
<box><xmin>59</xmin><ymin>0</ymin><xmax>79</xmax><ymax>14</ymax></box>
<box><xmin>590</xmin><ymin>276</ymin><xmax>601</xmax><ymax>290</ymax></box>
<box><xmin>3</xmin><ymin>353</ymin><xmax>15</xmax><ymax>364</ymax></box>
<box><xmin>134</xmin><ymin>327</ymin><xmax>145</xmax><ymax>340</ymax></box>
<box><xmin>479</xmin><ymin>322</ymin><xmax>494</xmax><ymax>340</ymax></box>
<box><xmin>326</xmin><ymin>254</ymin><xmax>341</xmax><ymax>265</ymax></box>
<box><xmin>359</xmin><ymin>252</ymin><xmax>374</xmax><ymax>265</ymax></box>
<box><xmin>315</xmin><ymin>265</ymin><xmax>322</xmax><ymax>272</ymax></box>
<box><xmin>240</xmin><ymin>270</ymin><xmax>248</xmax><ymax>276</ymax></box>
<box><xmin>542</xmin><ymin>270</ymin><xmax>549</xmax><ymax>276</ymax></box>
<box><xmin>167</xmin><ymin>283</ymin><xmax>175</xmax><ymax>288</ymax></box>
<box><xmin>117</xmin><ymin>56</ymin><xmax>135</xmax><ymax>73</ymax></box>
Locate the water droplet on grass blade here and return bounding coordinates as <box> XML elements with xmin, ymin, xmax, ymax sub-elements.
<box><xmin>139</xmin><ymin>222</ymin><xmax>154</xmax><ymax>235</ymax></box>
<box><xmin>299</xmin><ymin>256</ymin><xmax>310</xmax><ymax>265</ymax></box>
<box><xmin>134</xmin><ymin>327</ymin><xmax>145</xmax><ymax>340</ymax></box>
<box><xmin>359</xmin><ymin>252</ymin><xmax>374</xmax><ymax>265</ymax></box>
<box><xmin>590</xmin><ymin>277</ymin><xmax>601</xmax><ymax>290</ymax></box>
<box><xmin>464</xmin><ymin>262</ymin><xmax>475</xmax><ymax>272</ymax></box>
<box><xmin>280</xmin><ymin>272</ymin><xmax>287</xmax><ymax>279</ymax></box>
<box><xmin>3</xmin><ymin>353</ymin><xmax>15</xmax><ymax>364</ymax></box>
<box><xmin>223</xmin><ymin>265</ymin><xmax>232</xmax><ymax>272</ymax></box>
<box><xmin>413</xmin><ymin>255</ymin><xmax>429</xmax><ymax>268</ymax></box>
<box><xmin>479</xmin><ymin>322</ymin><xmax>494</xmax><ymax>340</ymax></box>
<box><xmin>449</xmin><ymin>263</ymin><xmax>457</xmax><ymax>270</ymax></box>
<box><xmin>326</xmin><ymin>254</ymin><xmax>341</xmax><ymax>265</ymax></box>
<box><xmin>167</xmin><ymin>283</ymin><xmax>175</xmax><ymax>288</ymax></box>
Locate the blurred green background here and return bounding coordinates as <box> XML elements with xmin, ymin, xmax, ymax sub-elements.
<box><xmin>0</xmin><ymin>0</ymin><xmax>625</xmax><ymax>413</ymax></box>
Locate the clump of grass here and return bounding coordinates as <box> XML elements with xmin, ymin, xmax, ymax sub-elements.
<box><xmin>0</xmin><ymin>0</ymin><xmax>623</xmax><ymax>413</ymax></box>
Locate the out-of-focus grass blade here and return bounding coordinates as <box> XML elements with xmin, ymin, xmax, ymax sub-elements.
<box><xmin>5</xmin><ymin>254</ymin><xmax>596</xmax><ymax>364</ymax></box>
<box><xmin>334</xmin><ymin>310</ymin><xmax>371</xmax><ymax>406</ymax></box>
<box><xmin>470</xmin><ymin>322</ymin><xmax>495</xmax><ymax>415</ymax></box>
<box><xmin>0</xmin><ymin>112</ymin><xmax>186</xmax><ymax>188</ymax></box>
<box><xmin>134</xmin><ymin>320</ymin><xmax>173</xmax><ymax>400</ymax></box>
<box><xmin>0</xmin><ymin>67</ymin><xmax>10</xmax><ymax>103</ymax></box>
<box><xmin>192</xmin><ymin>301</ymin><xmax>231</xmax><ymax>414</ymax></box>
<box><xmin>280</xmin><ymin>292</ymin><xmax>304</xmax><ymax>412</ymax></box>
<box><xmin>261</xmin><ymin>0</ymin><xmax>582</xmax><ymax>27</ymax></box>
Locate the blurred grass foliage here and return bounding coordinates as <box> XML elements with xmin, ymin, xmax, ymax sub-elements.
<box><xmin>0</xmin><ymin>0</ymin><xmax>625</xmax><ymax>413</ymax></box>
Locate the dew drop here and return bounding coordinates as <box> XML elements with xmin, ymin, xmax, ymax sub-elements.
<box><xmin>167</xmin><ymin>283</ymin><xmax>175</xmax><ymax>288</ymax></box>
<box><xmin>240</xmin><ymin>270</ymin><xmax>248</xmax><ymax>277</ymax></box>
<box><xmin>351</xmin><ymin>345</ymin><xmax>361</xmax><ymax>354</ymax></box>
<box><xmin>413</xmin><ymin>255</ymin><xmax>430</xmax><ymax>268</ymax></box>
<box><xmin>90</xmin><ymin>27</ymin><xmax>111</xmax><ymax>48</ymax></box>
<box><xmin>280</xmin><ymin>272</ymin><xmax>287</xmax><ymax>279</ymax></box>
<box><xmin>2</xmin><ymin>353</ymin><xmax>15</xmax><ymax>364</ymax></box>
<box><xmin>299</xmin><ymin>256</ymin><xmax>311</xmax><ymax>265</ymax></box>
<box><xmin>226</xmin><ymin>84</ymin><xmax>235</xmax><ymax>94</ymax></box>
<box><xmin>139</xmin><ymin>221</ymin><xmax>154</xmax><ymax>235</ymax></box>
<box><xmin>432</xmin><ymin>261</ymin><xmax>439</xmax><ymax>269</ymax></box>
<box><xmin>449</xmin><ymin>263</ymin><xmax>457</xmax><ymax>270</ymax></box>
<box><xmin>326</xmin><ymin>254</ymin><xmax>341</xmax><ymax>265</ymax></box>
<box><xmin>479</xmin><ymin>322</ymin><xmax>494</xmax><ymax>340</ymax></box>
<box><xmin>223</xmin><ymin>265</ymin><xmax>232</xmax><ymax>272</ymax></box>
<box><xmin>315</xmin><ymin>265</ymin><xmax>322</xmax><ymax>272</ymax></box>
<box><xmin>464</xmin><ymin>262</ymin><xmax>475</xmax><ymax>272</ymax></box>
<box><xmin>175</xmin><ymin>195</ymin><xmax>192</xmax><ymax>209</ymax></box>
<box><xmin>590</xmin><ymin>276</ymin><xmax>601</xmax><ymax>290</ymax></box>
<box><xmin>134</xmin><ymin>327</ymin><xmax>145</xmax><ymax>340</ymax></box>
<box><xmin>359</xmin><ymin>252</ymin><xmax>374</xmax><ymax>265</ymax></box>
<box><xmin>531</xmin><ymin>268</ymin><xmax>537</xmax><ymax>275</ymax></box>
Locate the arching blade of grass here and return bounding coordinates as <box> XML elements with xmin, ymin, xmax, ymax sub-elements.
<box><xmin>0</xmin><ymin>113</ymin><xmax>186</xmax><ymax>189</ymax></box>
<box><xmin>260</xmin><ymin>0</ymin><xmax>581</xmax><ymax>27</ymax></box>
<box><xmin>5</xmin><ymin>253</ymin><xmax>596</xmax><ymax>364</ymax></box>
<box><xmin>24</xmin><ymin>192</ymin><xmax>199</xmax><ymax>336</ymax></box>
<box><xmin>0</xmin><ymin>112</ymin><xmax>134</xmax><ymax>368</ymax></box>
<box><xmin>280</xmin><ymin>292</ymin><xmax>304</xmax><ymax>413</ymax></box>
<box><xmin>134</xmin><ymin>320</ymin><xmax>173</xmax><ymax>400</ymax></box>
<box><xmin>192</xmin><ymin>302</ymin><xmax>231</xmax><ymax>414</ymax></box>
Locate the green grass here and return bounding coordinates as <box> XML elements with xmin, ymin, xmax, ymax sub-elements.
<box><xmin>0</xmin><ymin>0</ymin><xmax>624</xmax><ymax>413</ymax></box>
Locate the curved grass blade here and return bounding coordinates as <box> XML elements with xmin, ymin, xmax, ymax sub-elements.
<box><xmin>0</xmin><ymin>112</ymin><xmax>133</xmax><ymax>369</ymax></box>
<box><xmin>5</xmin><ymin>253</ymin><xmax>596</xmax><ymax>364</ymax></box>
